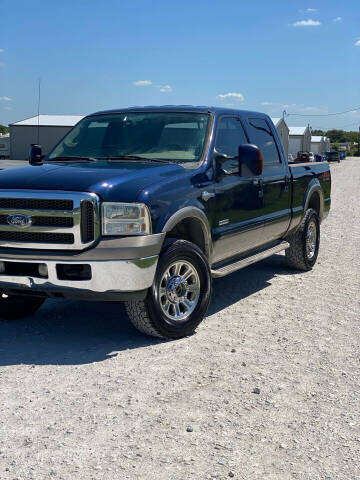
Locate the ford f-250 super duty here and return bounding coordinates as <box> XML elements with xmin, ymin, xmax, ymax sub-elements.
<box><xmin>0</xmin><ymin>106</ymin><xmax>331</xmax><ymax>338</ymax></box>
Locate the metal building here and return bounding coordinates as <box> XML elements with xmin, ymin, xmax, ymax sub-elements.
<box><xmin>0</xmin><ymin>134</ymin><xmax>10</xmax><ymax>159</ymax></box>
<box><xmin>288</xmin><ymin>126</ymin><xmax>312</xmax><ymax>156</ymax></box>
<box><xmin>271</xmin><ymin>117</ymin><xmax>289</xmax><ymax>158</ymax></box>
<box><xmin>9</xmin><ymin>115</ymin><xmax>84</xmax><ymax>160</ymax></box>
<box><xmin>311</xmin><ymin>136</ymin><xmax>330</xmax><ymax>155</ymax></box>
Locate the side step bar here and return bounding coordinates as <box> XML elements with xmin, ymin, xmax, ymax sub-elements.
<box><xmin>211</xmin><ymin>241</ymin><xmax>290</xmax><ymax>278</ymax></box>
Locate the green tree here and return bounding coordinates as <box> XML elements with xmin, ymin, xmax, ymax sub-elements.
<box><xmin>0</xmin><ymin>124</ymin><xmax>9</xmax><ymax>135</ymax></box>
<box><xmin>311</xmin><ymin>129</ymin><xmax>325</xmax><ymax>136</ymax></box>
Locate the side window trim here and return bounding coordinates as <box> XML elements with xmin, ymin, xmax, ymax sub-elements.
<box><xmin>245</xmin><ymin>117</ymin><xmax>282</xmax><ymax>165</ymax></box>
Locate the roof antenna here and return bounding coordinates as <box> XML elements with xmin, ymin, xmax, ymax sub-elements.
<box><xmin>37</xmin><ymin>78</ymin><xmax>41</xmax><ymax>145</ymax></box>
<box><xmin>282</xmin><ymin>110</ymin><xmax>287</xmax><ymax>119</ymax></box>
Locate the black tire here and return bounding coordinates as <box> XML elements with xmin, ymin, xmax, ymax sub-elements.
<box><xmin>0</xmin><ymin>294</ymin><xmax>46</xmax><ymax>320</ymax></box>
<box><xmin>285</xmin><ymin>208</ymin><xmax>320</xmax><ymax>271</ymax></box>
<box><xmin>125</xmin><ymin>239</ymin><xmax>212</xmax><ymax>339</ymax></box>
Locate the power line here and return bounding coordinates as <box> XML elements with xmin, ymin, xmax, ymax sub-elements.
<box><xmin>286</xmin><ymin>106</ymin><xmax>360</xmax><ymax>117</ymax></box>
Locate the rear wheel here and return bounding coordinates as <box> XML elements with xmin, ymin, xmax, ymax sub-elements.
<box><xmin>285</xmin><ymin>208</ymin><xmax>320</xmax><ymax>271</ymax></box>
<box><xmin>125</xmin><ymin>239</ymin><xmax>212</xmax><ymax>339</ymax></box>
<box><xmin>0</xmin><ymin>293</ymin><xmax>46</xmax><ymax>320</ymax></box>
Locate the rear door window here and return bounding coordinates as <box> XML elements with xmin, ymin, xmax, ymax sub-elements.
<box><xmin>246</xmin><ymin>118</ymin><xmax>281</xmax><ymax>164</ymax></box>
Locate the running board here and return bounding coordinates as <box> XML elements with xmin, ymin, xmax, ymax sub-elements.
<box><xmin>211</xmin><ymin>241</ymin><xmax>290</xmax><ymax>278</ymax></box>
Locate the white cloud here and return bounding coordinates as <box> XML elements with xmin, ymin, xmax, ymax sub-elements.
<box><xmin>4</xmin><ymin>106</ymin><xmax>12</xmax><ymax>110</ymax></box>
<box><xmin>333</xmin><ymin>17</ymin><xmax>342</xmax><ymax>22</ymax></box>
<box><xmin>0</xmin><ymin>49</ymin><xmax>4</xmax><ymax>53</ymax></box>
<box><xmin>355</xmin><ymin>40</ymin><xmax>360</xmax><ymax>47</ymax></box>
<box><xmin>0</xmin><ymin>62</ymin><xmax>4</xmax><ymax>67</ymax></box>
<box><xmin>0</xmin><ymin>96</ymin><xmax>12</xmax><ymax>101</ymax></box>
<box><xmin>261</xmin><ymin>101</ymin><xmax>273</xmax><ymax>106</ymax></box>
<box><xmin>133</xmin><ymin>80</ymin><xmax>152</xmax><ymax>86</ymax></box>
<box><xmin>159</xmin><ymin>85</ymin><xmax>172</xmax><ymax>93</ymax></box>
<box><xmin>292</xmin><ymin>19</ymin><xmax>321</xmax><ymax>27</ymax></box>
<box><xmin>217</xmin><ymin>92</ymin><xmax>245</xmax><ymax>102</ymax></box>
<box><xmin>306</xmin><ymin>8</ymin><xmax>318</xmax><ymax>12</ymax></box>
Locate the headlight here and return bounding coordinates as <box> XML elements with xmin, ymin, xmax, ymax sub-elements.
<box><xmin>102</xmin><ymin>202</ymin><xmax>151</xmax><ymax>236</ymax></box>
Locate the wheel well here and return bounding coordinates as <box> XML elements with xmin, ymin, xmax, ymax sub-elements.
<box><xmin>166</xmin><ymin>217</ymin><xmax>207</xmax><ymax>257</ymax></box>
<box><xmin>308</xmin><ymin>192</ymin><xmax>321</xmax><ymax>217</ymax></box>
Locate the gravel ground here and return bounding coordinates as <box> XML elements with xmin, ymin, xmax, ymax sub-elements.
<box><xmin>0</xmin><ymin>159</ymin><xmax>359</xmax><ymax>480</ymax></box>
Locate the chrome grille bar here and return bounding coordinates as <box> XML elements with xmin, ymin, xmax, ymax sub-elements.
<box><xmin>0</xmin><ymin>190</ymin><xmax>100</xmax><ymax>250</ymax></box>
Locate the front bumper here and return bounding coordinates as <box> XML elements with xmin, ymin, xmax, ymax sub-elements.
<box><xmin>0</xmin><ymin>255</ymin><xmax>158</xmax><ymax>301</ymax></box>
<box><xmin>0</xmin><ymin>233</ymin><xmax>166</xmax><ymax>301</ymax></box>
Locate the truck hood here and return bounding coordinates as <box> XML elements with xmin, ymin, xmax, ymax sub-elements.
<box><xmin>0</xmin><ymin>161</ymin><xmax>186</xmax><ymax>202</ymax></box>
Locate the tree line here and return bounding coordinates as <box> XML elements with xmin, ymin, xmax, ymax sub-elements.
<box><xmin>0</xmin><ymin>124</ymin><xmax>9</xmax><ymax>135</ymax></box>
<box><xmin>312</xmin><ymin>129</ymin><xmax>359</xmax><ymax>144</ymax></box>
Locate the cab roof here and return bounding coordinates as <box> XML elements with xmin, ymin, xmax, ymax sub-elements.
<box><xmin>91</xmin><ymin>105</ymin><xmax>268</xmax><ymax>118</ymax></box>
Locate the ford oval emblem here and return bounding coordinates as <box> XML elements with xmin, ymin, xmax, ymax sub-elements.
<box><xmin>7</xmin><ymin>214</ymin><xmax>33</xmax><ymax>228</ymax></box>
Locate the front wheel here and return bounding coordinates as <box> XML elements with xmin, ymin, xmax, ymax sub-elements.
<box><xmin>125</xmin><ymin>239</ymin><xmax>212</xmax><ymax>339</ymax></box>
<box><xmin>285</xmin><ymin>208</ymin><xmax>320</xmax><ymax>271</ymax></box>
<box><xmin>0</xmin><ymin>293</ymin><xmax>46</xmax><ymax>320</ymax></box>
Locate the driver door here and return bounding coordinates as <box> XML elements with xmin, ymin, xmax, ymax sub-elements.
<box><xmin>212</xmin><ymin>116</ymin><xmax>265</xmax><ymax>264</ymax></box>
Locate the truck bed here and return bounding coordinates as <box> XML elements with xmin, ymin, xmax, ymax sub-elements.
<box><xmin>289</xmin><ymin>161</ymin><xmax>331</xmax><ymax>221</ymax></box>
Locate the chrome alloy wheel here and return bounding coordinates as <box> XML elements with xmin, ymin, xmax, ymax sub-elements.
<box><xmin>159</xmin><ymin>260</ymin><xmax>201</xmax><ymax>323</ymax></box>
<box><xmin>306</xmin><ymin>219</ymin><xmax>317</xmax><ymax>260</ymax></box>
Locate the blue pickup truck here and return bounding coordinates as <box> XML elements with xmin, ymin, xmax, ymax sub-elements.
<box><xmin>0</xmin><ymin>106</ymin><xmax>331</xmax><ymax>338</ymax></box>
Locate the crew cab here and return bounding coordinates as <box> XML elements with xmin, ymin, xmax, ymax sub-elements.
<box><xmin>0</xmin><ymin>107</ymin><xmax>331</xmax><ymax>338</ymax></box>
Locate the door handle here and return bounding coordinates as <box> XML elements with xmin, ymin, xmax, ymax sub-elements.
<box><xmin>284</xmin><ymin>175</ymin><xmax>290</xmax><ymax>192</ymax></box>
<box><xmin>257</xmin><ymin>179</ymin><xmax>264</xmax><ymax>199</ymax></box>
<box><xmin>202</xmin><ymin>191</ymin><xmax>215</xmax><ymax>201</ymax></box>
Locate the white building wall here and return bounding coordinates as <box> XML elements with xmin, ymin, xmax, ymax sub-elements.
<box><xmin>10</xmin><ymin>125</ymin><xmax>72</xmax><ymax>160</ymax></box>
<box><xmin>289</xmin><ymin>136</ymin><xmax>302</xmax><ymax>156</ymax></box>
<box><xmin>311</xmin><ymin>142</ymin><xmax>321</xmax><ymax>154</ymax></box>
<box><xmin>303</xmin><ymin>129</ymin><xmax>311</xmax><ymax>152</ymax></box>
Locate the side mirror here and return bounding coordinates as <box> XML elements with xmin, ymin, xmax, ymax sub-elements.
<box><xmin>29</xmin><ymin>144</ymin><xmax>43</xmax><ymax>165</ymax></box>
<box><xmin>214</xmin><ymin>150</ymin><xmax>239</xmax><ymax>178</ymax></box>
<box><xmin>238</xmin><ymin>144</ymin><xmax>263</xmax><ymax>177</ymax></box>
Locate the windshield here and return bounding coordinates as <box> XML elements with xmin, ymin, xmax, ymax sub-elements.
<box><xmin>48</xmin><ymin>112</ymin><xmax>210</xmax><ymax>163</ymax></box>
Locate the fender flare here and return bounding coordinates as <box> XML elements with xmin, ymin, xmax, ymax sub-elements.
<box><xmin>161</xmin><ymin>207</ymin><xmax>212</xmax><ymax>260</ymax></box>
<box><xmin>303</xmin><ymin>179</ymin><xmax>325</xmax><ymax>221</ymax></box>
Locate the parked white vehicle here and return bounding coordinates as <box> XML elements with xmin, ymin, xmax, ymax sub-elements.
<box><xmin>309</xmin><ymin>152</ymin><xmax>315</xmax><ymax>162</ymax></box>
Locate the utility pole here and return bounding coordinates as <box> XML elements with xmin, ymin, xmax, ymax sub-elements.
<box><xmin>358</xmin><ymin>126</ymin><xmax>360</xmax><ymax>157</ymax></box>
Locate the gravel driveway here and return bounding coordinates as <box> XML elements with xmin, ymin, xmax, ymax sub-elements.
<box><xmin>0</xmin><ymin>159</ymin><xmax>359</xmax><ymax>480</ymax></box>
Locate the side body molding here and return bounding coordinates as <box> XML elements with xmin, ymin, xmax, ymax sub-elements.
<box><xmin>161</xmin><ymin>207</ymin><xmax>213</xmax><ymax>261</ymax></box>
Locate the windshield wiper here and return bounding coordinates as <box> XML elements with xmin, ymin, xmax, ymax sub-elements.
<box><xmin>105</xmin><ymin>155</ymin><xmax>177</xmax><ymax>164</ymax></box>
<box><xmin>46</xmin><ymin>156</ymin><xmax>98</xmax><ymax>162</ymax></box>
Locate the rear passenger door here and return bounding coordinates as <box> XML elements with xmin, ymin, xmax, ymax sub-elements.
<box><xmin>245</xmin><ymin>118</ymin><xmax>291</xmax><ymax>242</ymax></box>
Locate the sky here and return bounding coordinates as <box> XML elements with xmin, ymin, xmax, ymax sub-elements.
<box><xmin>0</xmin><ymin>0</ymin><xmax>359</xmax><ymax>131</ymax></box>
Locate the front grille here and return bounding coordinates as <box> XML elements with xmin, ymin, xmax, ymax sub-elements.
<box><xmin>0</xmin><ymin>215</ymin><xmax>74</xmax><ymax>228</ymax></box>
<box><xmin>0</xmin><ymin>231</ymin><xmax>74</xmax><ymax>244</ymax></box>
<box><xmin>0</xmin><ymin>198</ymin><xmax>73</xmax><ymax>210</ymax></box>
<box><xmin>0</xmin><ymin>191</ymin><xmax>99</xmax><ymax>250</ymax></box>
<box><xmin>81</xmin><ymin>201</ymin><xmax>95</xmax><ymax>243</ymax></box>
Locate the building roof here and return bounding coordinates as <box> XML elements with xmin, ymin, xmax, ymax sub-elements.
<box><xmin>10</xmin><ymin>115</ymin><xmax>84</xmax><ymax>127</ymax></box>
<box><xmin>271</xmin><ymin>117</ymin><xmax>281</xmax><ymax>126</ymax></box>
<box><xmin>289</xmin><ymin>126</ymin><xmax>308</xmax><ymax>136</ymax></box>
<box><xmin>311</xmin><ymin>136</ymin><xmax>323</xmax><ymax>143</ymax></box>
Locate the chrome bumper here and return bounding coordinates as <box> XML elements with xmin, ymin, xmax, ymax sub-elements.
<box><xmin>0</xmin><ymin>255</ymin><xmax>158</xmax><ymax>295</ymax></box>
